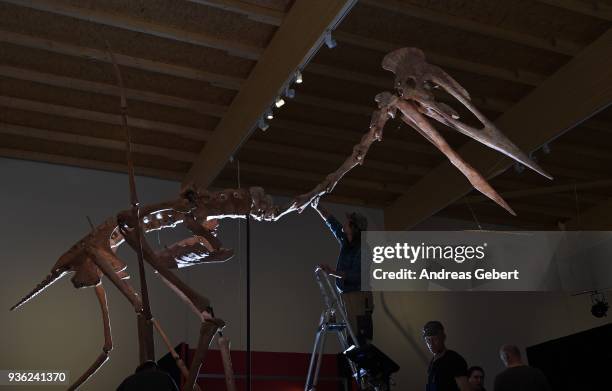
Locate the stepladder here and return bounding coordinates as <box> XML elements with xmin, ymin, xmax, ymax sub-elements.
<box><xmin>305</xmin><ymin>266</ymin><xmax>368</xmax><ymax>391</ymax></box>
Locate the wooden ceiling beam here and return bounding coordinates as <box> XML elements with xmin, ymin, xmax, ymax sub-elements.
<box><xmin>552</xmin><ymin>143</ymin><xmax>612</xmax><ymax>160</ymax></box>
<box><xmin>1</xmin><ymin>30</ymin><xmax>512</xmax><ymax>116</ymax></box>
<box><xmin>384</xmin><ymin>29</ymin><xmax>612</xmax><ymax>230</ymax></box>
<box><xmin>245</xmin><ymin>139</ymin><xmax>429</xmax><ymax>177</ymax></box>
<box><xmin>0</xmin><ymin>30</ymin><xmax>244</xmax><ymax>90</ymax></box>
<box><xmin>0</xmin><ymin>95</ymin><xmax>211</xmax><ymax>140</ymax></box>
<box><xmin>0</xmin><ymin>123</ymin><xmax>198</xmax><ymax>162</ymax></box>
<box><xmin>0</xmin><ymin>65</ymin><xmax>226</xmax><ymax>117</ymax></box>
<box><xmin>238</xmin><ymin>162</ymin><xmax>409</xmax><ymax>194</ymax></box>
<box><xmin>183</xmin><ymin>0</ymin><xmax>358</xmax><ymax>189</ymax></box>
<box><xmin>271</xmin><ymin>119</ymin><xmax>438</xmax><ymax>155</ymax></box>
<box><xmin>580</xmin><ymin>118</ymin><xmax>612</xmax><ymax>133</ymax></box>
<box><xmin>305</xmin><ymin>63</ymin><xmax>514</xmax><ymax>113</ymax></box>
<box><xmin>0</xmin><ymin>93</ymin><xmax>434</xmax><ymax>173</ymax></box>
<box><xmin>544</xmin><ymin>164</ymin><xmax>606</xmax><ymax>181</ymax></box>
<box><xmin>440</xmin><ymin>208</ymin><xmax>556</xmax><ymax>230</ymax></box>
<box><xmin>499</xmin><ymin>202</ymin><xmax>576</xmax><ymax>218</ymax></box>
<box><xmin>2</xmin><ymin>0</ymin><xmax>263</xmax><ymax>60</ymax></box>
<box><xmin>186</xmin><ymin>0</ymin><xmax>284</xmax><ymax>26</ymax></box>
<box><xmin>563</xmin><ymin>197</ymin><xmax>612</xmax><ymax>230</ymax></box>
<box><xmin>463</xmin><ymin>179</ymin><xmax>612</xmax><ymax>204</ymax></box>
<box><xmin>361</xmin><ymin>0</ymin><xmax>583</xmax><ymax>56</ymax></box>
<box><xmin>214</xmin><ymin>179</ymin><xmax>377</xmax><ymax>207</ymax></box>
<box><xmin>0</xmin><ymin>122</ymin><xmax>404</xmax><ymax>196</ymax></box>
<box><xmin>295</xmin><ymin>91</ymin><xmax>511</xmax><ymax>120</ymax></box>
<box><xmin>333</xmin><ymin>31</ymin><xmax>546</xmax><ymax>87</ymax></box>
<box><xmin>0</xmin><ymin>147</ymin><xmax>184</xmax><ymax>181</ymax></box>
<box><xmin>536</xmin><ymin>0</ymin><xmax>612</xmax><ymax>21</ymax></box>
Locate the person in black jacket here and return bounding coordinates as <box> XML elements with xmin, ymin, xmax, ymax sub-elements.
<box><xmin>423</xmin><ymin>321</ymin><xmax>471</xmax><ymax>391</ymax></box>
<box><xmin>117</xmin><ymin>360</ymin><xmax>179</xmax><ymax>391</ymax></box>
<box><xmin>468</xmin><ymin>366</ymin><xmax>487</xmax><ymax>391</ymax></box>
<box><xmin>312</xmin><ymin>197</ymin><xmax>373</xmax><ymax>346</ymax></box>
<box><xmin>494</xmin><ymin>344</ymin><xmax>551</xmax><ymax>391</ymax></box>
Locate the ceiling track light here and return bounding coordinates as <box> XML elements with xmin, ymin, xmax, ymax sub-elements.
<box><xmin>258</xmin><ymin>117</ymin><xmax>269</xmax><ymax>131</ymax></box>
<box><xmin>265</xmin><ymin>109</ymin><xmax>274</xmax><ymax>120</ymax></box>
<box><xmin>295</xmin><ymin>70</ymin><xmax>303</xmax><ymax>84</ymax></box>
<box><xmin>542</xmin><ymin>143</ymin><xmax>551</xmax><ymax>154</ymax></box>
<box><xmin>275</xmin><ymin>97</ymin><xmax>285</xmax><ymax>108</ymax></box>
<box><xmin>324</xmin><ymin>30</ymin><xmax>337</xmax><ymax>49</ymax></box>
<box><xmin>285</xmin><ymin>86</ymin><xmax>295</xmax><ymax>99</ymax></box>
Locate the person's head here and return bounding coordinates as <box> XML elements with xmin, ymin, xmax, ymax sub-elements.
<box><xmin>344</xmin><ymin>212</ymin><xmax>368</xmax><ymax>242</ymax></box>
<box><xmin>422</xmin><ymin>320</ymin><xmax>446</xmax><ymax>355</ymax></box>
<box><xmin>135</xmin><ymin>360</ymin><xmax>159</xmax><ymax>373</ymax></box>
<box><xmin>468</xmin><ymin>366</ymin><xmax>485</xmax><ymax>389</ymax></box>
<box><xmin>499</xmin><ymin>344</ymin><xmax>523</xmax><ymax>367</ymax></box>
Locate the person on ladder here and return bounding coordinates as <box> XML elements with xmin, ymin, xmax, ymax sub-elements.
<box><xmin>311</xmin><ymin>196</ymin><xmax>374</xmax><ymax>347</ymax></box>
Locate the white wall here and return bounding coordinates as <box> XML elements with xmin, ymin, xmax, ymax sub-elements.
<box><xmin>1</xmin><ymin>158</ymin><xmax>610</xmax><ymax>391</ymax></box>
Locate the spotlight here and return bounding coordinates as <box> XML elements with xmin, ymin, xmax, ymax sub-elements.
<box><xmin>258</xmin><ymin>117</ymin><xmax>269</xmax><ymax>131</ymax></box>
<box><xmin>295</xmin><ymin>70</ymin><xmax>303</xmax><ymax>84</ymax></box>
<box><xmin>284</xmin><ymin>87</ymin><xmax>295</xmax><ymax>99</ymax></box>
<box><xmin>275</xmin><ymin>97</ymin><xmax>285</xmax><ymax>108</ymax></box>
<box><xmin>265</xmin><ymin>109</ymin><xmax>274</xmax><ymax>120</ymax></box>
<box><xmin>324</xmin><ymin>30</ymin><xmax>337</xmax><ymax>49</ymax></box>
<box><xmin>591</xmin><ymin>292</ymin><xmax>609</xmax><ymax>318</ymax></box>
<box><xmin>542</xmin><ymin>143</ymin><xmax>551</xmax><ymax>154</ymax></box>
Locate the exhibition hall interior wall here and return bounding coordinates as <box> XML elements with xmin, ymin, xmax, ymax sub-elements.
<box><xmin>1</xmin><ymin>158</ymin><xmax>610</xmax><ymax>390</ymax></box>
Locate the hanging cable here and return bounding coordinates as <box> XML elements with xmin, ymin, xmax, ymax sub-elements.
<box><xmin>465</xmin><ymin>198</ymin><xmax>483</xmax><ymax>230</ymax></box>
<box><xmin>235</xmin><ymin>158</ymin><xmax>243</xmax><ymax>350</ymax></box>
<box><xmin>573</xmin><ymin>182</ymin><xmax>581</xmax><ymax>229</ymax></box>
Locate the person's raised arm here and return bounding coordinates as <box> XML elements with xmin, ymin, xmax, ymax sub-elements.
<box><xmin>311</xmin><ymin>196</ymin><xmax>345</xmax><ymax>245</ymax></box>
<box><xmin>311</xmin><ymin>196</ymin><xmax>330</xmax><ymax>221</ymax></box>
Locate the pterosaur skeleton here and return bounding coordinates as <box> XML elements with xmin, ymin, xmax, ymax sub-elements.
<box><xmin>10</xmin><ymin>47</ymin><xmax>550</xmax><ymax>391</ymax></box>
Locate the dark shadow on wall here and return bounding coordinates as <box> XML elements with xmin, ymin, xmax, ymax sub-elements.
<box><xmin>379</xmin><ymin>292</ymin><xmax>429</xmax><ymax>364</ymax></box>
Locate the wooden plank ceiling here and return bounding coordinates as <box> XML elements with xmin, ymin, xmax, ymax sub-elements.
<box><xmin>0</xmin><ymin>0</ymin><xmax>611</xmax><ymax>229</ymax></box>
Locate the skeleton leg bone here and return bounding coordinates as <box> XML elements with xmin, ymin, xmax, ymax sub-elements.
<box><xmin>91</xmin><ymin>250</ymin><xmax>203</xmax><ymax>390</ymax></box>
<box><xmin>151</xmin><ymin>318</ymin><xmax>202</xmax><ymax>391</ymax></box>
<box><xmin>217</xmin><ymin>332</ymin><xmax>237</xmax><ymax>391</ymax></box>
<box><xmin>67</xmin><ymin>284</ymin><xmax>112</xmax><ymax>391</ymax></box>
<box><xmin>121</xmin><ymin>231</ymin><xmax>229</xmax><ymax>391</ymax></box>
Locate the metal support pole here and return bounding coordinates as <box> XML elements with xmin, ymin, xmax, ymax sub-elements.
<box><xmin>246</xmin><ymin>217</ymin><xmax>251</xmax><ymax>391</ymax></box>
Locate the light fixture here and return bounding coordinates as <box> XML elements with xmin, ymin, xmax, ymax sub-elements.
<box><xmin>265</xmin><ymin>109</ymin><xmax>274</xmax><ymax>120</ymax></box>
<box><xmin>275</xmin><ymin>97</ymin><xmax>285</xmax><ymax>108</ymax></box>
<box><xmin>258</xmin><ymin>117</ymin><xmax>269</xmax><ymax>131</ymax></box>
<box><xmin>295</xmin><ymin>70</ymin><xmax>303</xmax><ymax>84</ymax></box>
<box><xmin>284</xmin><ymin>86</ymin><xmax>295</xmax><ymax>99</ymax></box>
<box><xmin>542</xmin><ymin>143</ymin><xmax>551</xmax><ymax>154</ymax></box>
<box><xmin>324</xmin><ymin>30</ymin><xmax>337</xmax><ymax>49</ymax></box>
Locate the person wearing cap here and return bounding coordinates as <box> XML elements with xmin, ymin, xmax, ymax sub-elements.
<box><xmin>422</xmin><ymin>320</ymin><xmax>471</xmax><ymax>391</ymax></box>
<box><xmin>311</xmin><ymin>196</ymin><xmax>373</xmax><ymax>346</ymax></box>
